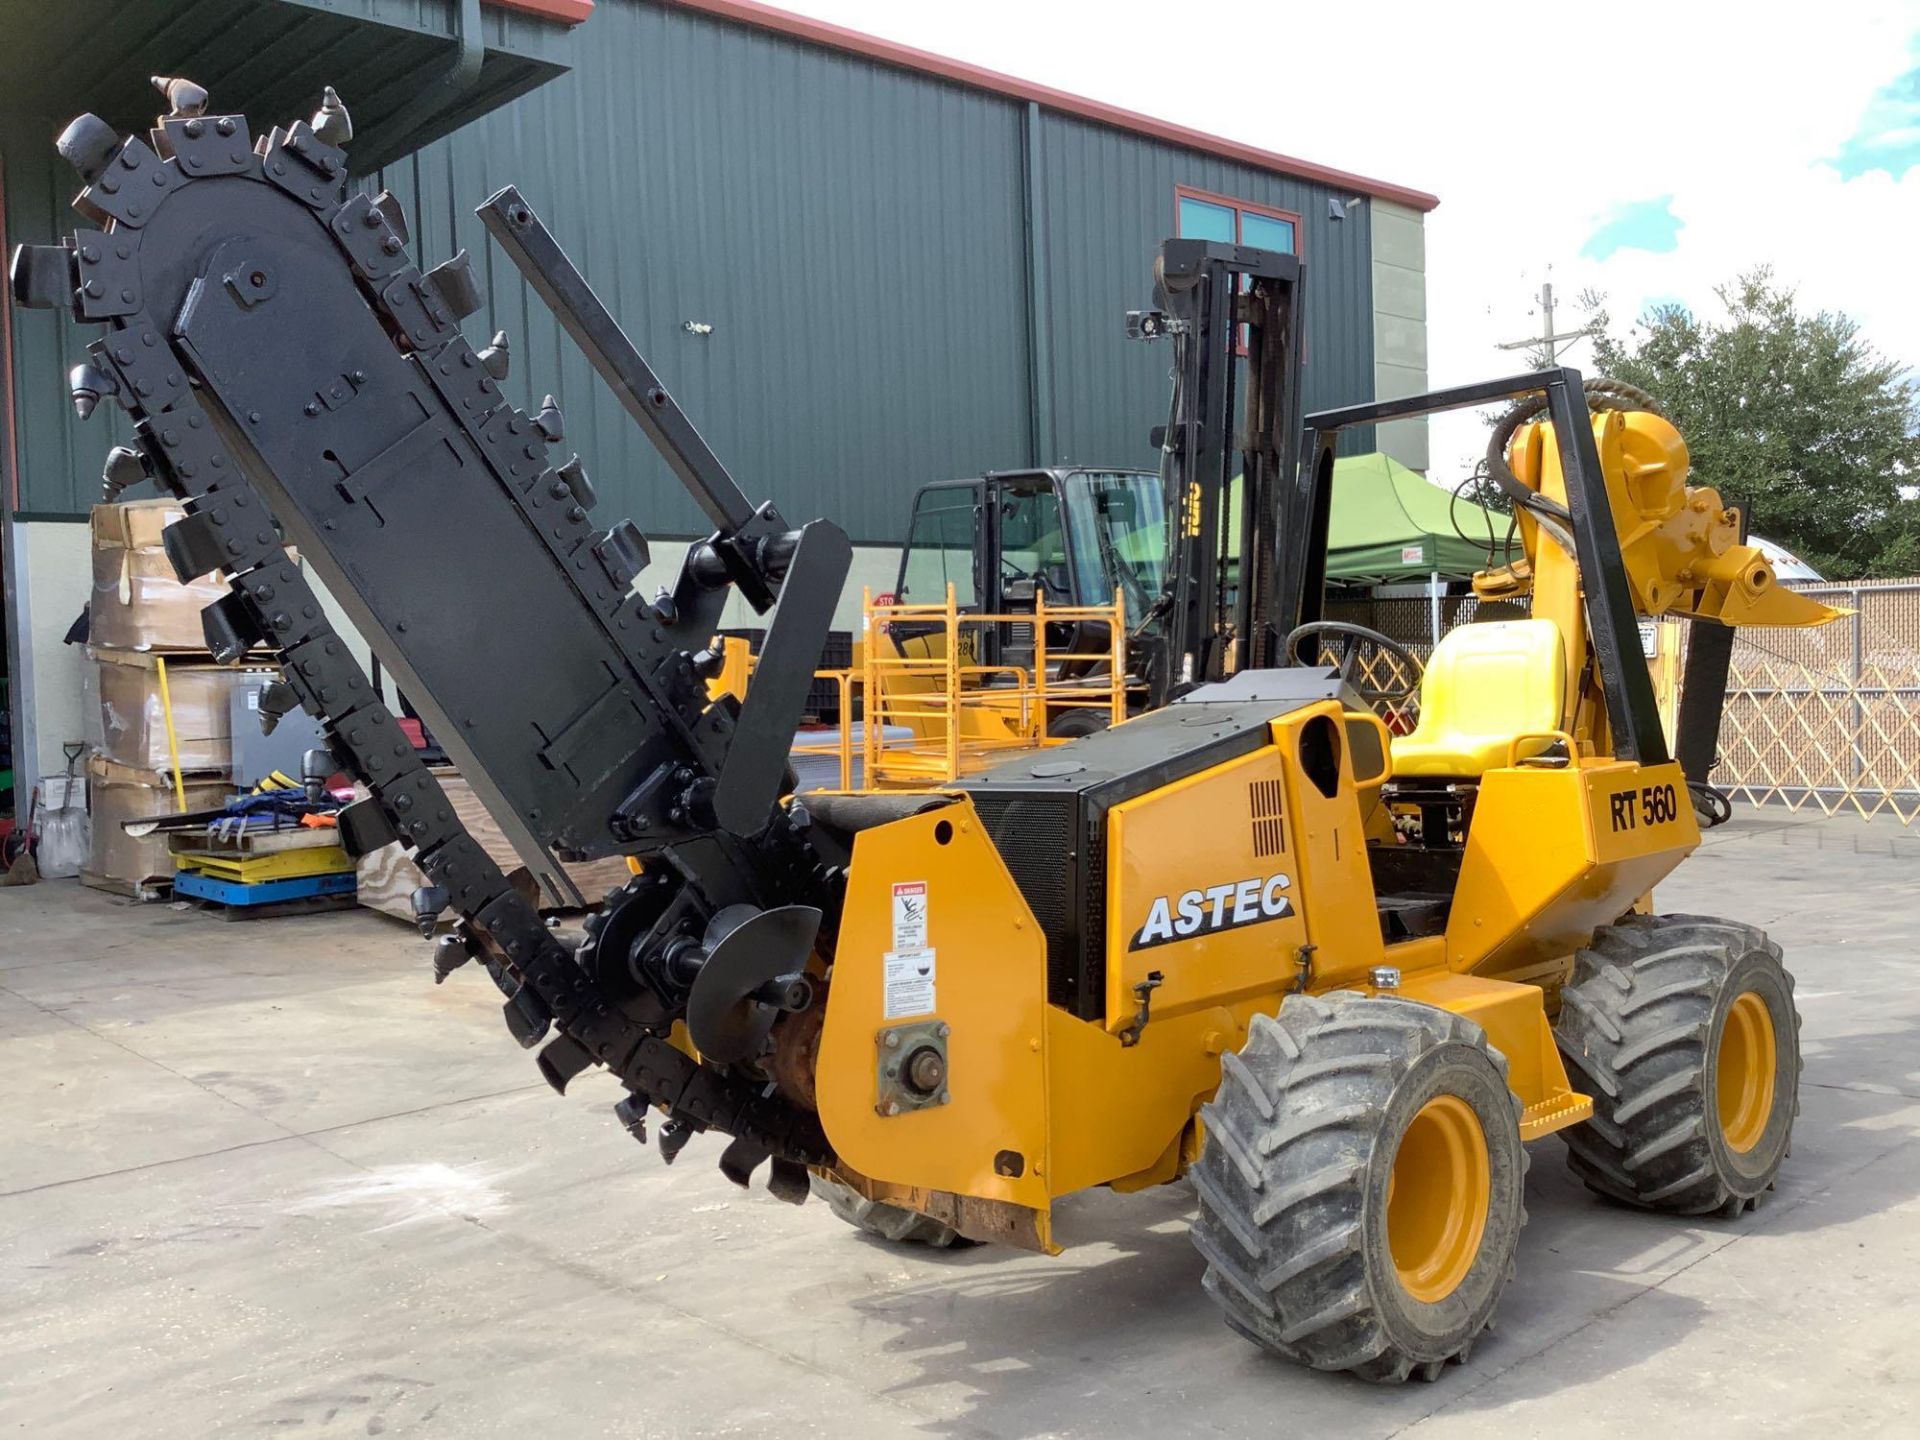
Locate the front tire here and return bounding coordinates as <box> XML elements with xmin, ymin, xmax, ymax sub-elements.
<box><xmin>1191</xmin><ymin>993</ymin><xmax>1527</xmax><ymax>1383</ymax></box>
<box><xmin>1554</xmin><ymin>913</ymin><xmax>1801</xmax><ymax>1216</ymax></box>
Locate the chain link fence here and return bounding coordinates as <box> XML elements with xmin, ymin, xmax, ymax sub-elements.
<box><xmin>1328</xmin><ymin>578</ymin><xmax>1920</xmax><ymax>824</ymax></box>
<box><xmin>1719</xmin><ymin>578</ymin><xmax>1920</xmax><ymax>822</ymax></box>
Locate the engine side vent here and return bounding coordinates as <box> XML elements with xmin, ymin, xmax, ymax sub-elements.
<box><xmin>967</xmin><ymin>790</ymin><xmax>1081</xmax><ymax>1010</ymax></box>
<box><xmin>1078</xmin><ymin>808</ymin><xmax>1107</xmax><ymax>1021</ymax></box>
<box><xmin>1249</xmin><ymin>778</ymin><xmax>1287</xmax><ymax>858</ymax></box>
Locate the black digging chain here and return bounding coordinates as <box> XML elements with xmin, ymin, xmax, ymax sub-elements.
<box><xmin>73</xmin><ymin>115</ymin><xmax>827</xmax><ymax>1167</ymax></box>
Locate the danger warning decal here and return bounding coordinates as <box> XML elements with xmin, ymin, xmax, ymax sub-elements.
<box><xmin>886</xmin><ymin>882</ymin><xmax>935</xmax><ymax>1018</ymax></box>
<box><xmin>1130</xmin><ymin>873</ymin><xmax>1294</xmax><ymax>951</ymax></box>
<box><xmin>891</xmin><ymin>881</ymin><xmax>928</xmax><ymax>949</ymax></box>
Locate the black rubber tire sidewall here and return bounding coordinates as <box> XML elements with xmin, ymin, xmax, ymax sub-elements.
<box><xmin>1046</xmin><ymin>708</ymin><xmax>1110</xmax><ymax>740</ymax></box>
<box><xmin>1706</xmin><ymin>949</ymin><xmax>1798</xmax><ymax>1194</ymax></box>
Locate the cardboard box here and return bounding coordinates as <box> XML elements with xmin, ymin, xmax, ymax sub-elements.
<box><xmin>89</xmin><ymin>499</ymin><xmax>228</xmax><ymax>652</ymax></box>
<box><xmin>88</xmin><ymin>499</ymin><xmax>296</xmax><ymax>653</ymax></box>
<box><xmin>92</xmin><ymin>497</ymin><xmax>181</xmax><ymax>551</ymax></box>
<box><xmin>88</xmin><ymin>650</ymin><xmax>270</xmax><ymax>773</ymax></box>
<box><xmin>85</xmin><ymin>755</ymin><xmax>234</xmax><ymax>890</ymax></box>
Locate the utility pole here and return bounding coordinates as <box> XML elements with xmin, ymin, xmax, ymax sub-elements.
<box><xmin>1496</xmin><ymin>281</ymin><xmax>1601</xmax><ymax>367</ymax></box>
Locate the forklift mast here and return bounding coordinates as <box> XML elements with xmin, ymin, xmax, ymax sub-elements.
<box><xmin>887</xmin><ymin>240</ymin><xmax>1303</xmax><ymax>711</ymax></box>
<box><xmin>1129</xmin><ymin>239</ymin><xmax>1304</xmax><ymax>705</ymax></box>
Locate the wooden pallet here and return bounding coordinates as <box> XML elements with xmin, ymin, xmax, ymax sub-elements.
<box><xmin>80</xmin><ymin>868</ymin><xmax>172</xmax><ymax>903</ymax></box>
<box><xmin>175</xmin><ymin>845</ymin><xmax>353</xmax><ymax>884</ymax></box>
<box><xmin>172</xmin><ymin>866</ymin><xmax>357</xmax><ymax>919</ymax></box>
<box><xmin>167</xmin><ymin>824</ymin><xmax>341</xmax><ymax>858</ymax></box>
<box><xmin>174</xmin><ymin>890</ymin><xmax>360</xmax><ymax>922</ymax></box>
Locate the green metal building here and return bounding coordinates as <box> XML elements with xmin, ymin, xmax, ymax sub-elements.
<box><xmin>1</xmin><ymin>0</ymin><xmax>1433</xmax><ymax>802</ymax></box>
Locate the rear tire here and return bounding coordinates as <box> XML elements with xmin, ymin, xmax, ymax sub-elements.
<box><xmin>1554</xmin><ymin>913</ymin><xmax>1801</xmax><ymax>1216</ymax></box>
<box><xmin>1191</xmin><ymin>992</ymin><xmax>1527</xmax><ymax>1383</ymax></box>
<box><xmin>809</xmin><ymin>1174</ymin><xmax>976</xmax><ymax>1248</ymax></box>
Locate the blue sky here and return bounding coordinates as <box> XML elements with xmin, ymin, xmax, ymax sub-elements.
<box><xmin>1832</xmin><ymin>57</ymin><xmax>1920</xmax><ymax>179</ymax></box>
<box><xmin>1582</xmin><ymin>198</ymin><xmax>1682</xmax><ymax>262</ymax></box>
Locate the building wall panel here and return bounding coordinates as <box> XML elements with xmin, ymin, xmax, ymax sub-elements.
<box><xmin>1370</xmin><ymin>199</ymin><xmax>1429</xmax><ymax>470</ymax></box>
<box><xmin>1034</xmin><ymin>110</ymin><xmax>1378</xmax><ymax>469</ymax></box>
<box><xmin>374</xmin><ymin>0</ymin><xmax>1033</xmax><ymax>546</ymax></box>
<box><xmin>5</xmin><ymin>0</ymin><xmax>1411</xmax><ymax>533</ymax></box>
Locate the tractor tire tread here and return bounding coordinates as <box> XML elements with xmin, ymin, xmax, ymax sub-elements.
<box><xmin>1553</xmin><ymin>914</ymin><xmax>1801</xmax><ymax>1216</ymax></box>
<box><xmin>1192</xmin><ymin>991</ymin><xmax>1527</xmax><ymax>1382</ymax></box>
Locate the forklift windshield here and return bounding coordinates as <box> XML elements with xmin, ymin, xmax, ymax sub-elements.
<box><xmin>1062</xmin><ymin>470</ymin><xmax>1166</xmax><ymax>615</ymax></box>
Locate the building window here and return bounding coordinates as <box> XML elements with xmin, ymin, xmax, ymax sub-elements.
<box><xmin>1175</xmin><ymin>187</ymin><xmax>1299</xmax><ymax>254</ymax></box>
<box><xmin>1175</xmin><ymin>187</ymin><xmax>1301</xmax><ymax>356</ymax></box>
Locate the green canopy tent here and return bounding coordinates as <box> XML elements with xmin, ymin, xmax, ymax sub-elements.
<box><xmin>1223</xmin><ymin>454</ymin><xmax>1507</xmax><ymax>577</ymax></box>
<box><xmin>1325</xmin><ymin>453</ymin><xmax>1506</xmax><ymax>584</ymax></box>
<box><xmin>1224</xmin><ymin>453</ymin><xmax>1509</xmax><ymax>648</ymax></box>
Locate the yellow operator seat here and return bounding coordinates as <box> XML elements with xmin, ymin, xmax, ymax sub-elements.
<box><xmin>1391</xmin><ymin>619</ymin><xmax>1568</xmax><ymax>777</ymax></box>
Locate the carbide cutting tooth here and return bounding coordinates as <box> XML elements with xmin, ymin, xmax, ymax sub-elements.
<box><xmin>151</xmin><ymin>75</ymin><xmax>208</xmax><ymax>119</ymax></box>
<box><xmin>69</xmin><ymin>362</ymin><xmax>115</xmax><ymax>420</ymax></box>
<box><xmin>432</xmin><ymin>933</ymin><xmax>473</xmax><ymax>984</ymax></box>
<box><xmin>613</xmin><ymin>1095</ymin><xmax>649</xmax><ymax>1145</ymax></box>
<box><xmin>101</xmin><ymin>445</ymin><xmax>150</xmax><ymax>500</ymax></box>
<box><xmin>477</xmin><ymin>329</ymin><xmax>511</xmax><ymax>381</ymax></box>
<box><xmin>311</xmin><ymin>85</ymin><xmax>353</xmax><ymax>147</ymax></box>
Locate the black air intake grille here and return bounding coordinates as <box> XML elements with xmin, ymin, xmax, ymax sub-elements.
<box><xmin>1249</xmin><ymin>779</ymin><xmax>1287</xmax><ymax>858</ymax></box>
<box><xmin>968</xmin><ymin>790</ymin><xmax>1080</xmax><ymax>1011</ymax></box>
<box><xmin>1079</xmin><ymin>810</ymin><xmax>1107</xmax><ymax>1018</ymax></box>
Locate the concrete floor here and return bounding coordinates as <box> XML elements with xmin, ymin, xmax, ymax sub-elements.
<box><xmin>2</xmin><ymin>809</ymin><xmax>1918</xmax><ymax>1437</ymax></box>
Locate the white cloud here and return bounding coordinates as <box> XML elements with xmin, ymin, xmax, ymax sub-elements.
<box><xmin>780</xmin><ymin>0</ymin><xmax>1920</xmax><ymax>479</ymax></box>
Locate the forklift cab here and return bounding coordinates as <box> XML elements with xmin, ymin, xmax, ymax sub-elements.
<box><xmin>891</xmin><ymin>468</ymin><xmax>1165</xmax><ymax>678</ymax></box>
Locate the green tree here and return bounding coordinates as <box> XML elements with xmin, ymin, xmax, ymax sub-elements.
<box><xmin>1588</xmin><ymin>269</ymin><xmax>1920</xmax><ymax>578</ymax></box>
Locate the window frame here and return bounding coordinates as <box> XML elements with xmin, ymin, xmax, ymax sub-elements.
<box><xmin>1172</xmin><ymin>185</ymin><xmax>1305</xmax><ymax>359</ymax></box>
<box><xmin>895</xmin><ymin>480</ymin><xmax>983</xmax><ymax>611</ymax></box>
<box><xmin>1172</xmin><ymin>184</ymin><xmax>1303</xmax><ymax>259</ymax></box>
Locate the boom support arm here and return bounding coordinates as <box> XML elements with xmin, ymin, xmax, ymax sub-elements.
<box><xmin>1296</xmin><ymin>372</ymin><xmax>1841</xmax><ymax>771</ymax></box>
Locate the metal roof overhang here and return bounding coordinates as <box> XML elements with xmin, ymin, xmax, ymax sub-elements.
<box><xmin>0</xmin><ymin>0</ymin><xmax>590</xmax><ymax>174</ymax></box>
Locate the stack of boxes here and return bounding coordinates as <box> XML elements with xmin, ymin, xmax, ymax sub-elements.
<box><xmin>82</xmin><ymin>499</ymin><xmax>253</xmax><ymax>895</ymax></box>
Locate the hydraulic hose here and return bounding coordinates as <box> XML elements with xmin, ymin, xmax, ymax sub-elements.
<box><xmin>1483</xmin><ymin>377</ymin><xmax>1664</xmax><ymax>555</ymax></box>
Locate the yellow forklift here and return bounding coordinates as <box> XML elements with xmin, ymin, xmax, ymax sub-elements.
<box><xmin>865</xmin><ymin>241</ymin><xmax>1316</xmax><ymax>762</ymax></box>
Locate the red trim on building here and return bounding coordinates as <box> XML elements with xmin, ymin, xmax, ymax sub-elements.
<box><xmin>0</xmin><ymin>151</ymin><xmax>20</xmax><ymax>513</ymax></box>
<box><xmin>486</xmin><ymin>0</ymin><xmax>595</xmax><ymax>24</ymax></box>
<box><xmin>667</xmin><ymin>0</ymin><xmax>1437</xmax><ymax>212</ymax></box>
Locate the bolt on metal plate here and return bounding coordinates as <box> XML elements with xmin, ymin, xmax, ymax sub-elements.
<box><xmin>875</xmin><ymin>1019</ymin><xmax>950</xmax><ymax>1116</ymax></box>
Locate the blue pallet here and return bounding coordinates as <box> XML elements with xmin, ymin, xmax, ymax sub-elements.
<box><xmin>173</xmin><ymin>868</ymin><xmax>357</xmax><ymax>907</ymax></box>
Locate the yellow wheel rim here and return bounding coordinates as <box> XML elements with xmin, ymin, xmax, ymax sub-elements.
<box><xmin>1717</xmin><ymin>991</ymin><xmax>1777</xmax><ymax>1154</ymax></box>
<box><xmin>1387</xmin><ymin>1095</ymin><xmax>1491</xmax><ymax>1304</ymax></box>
